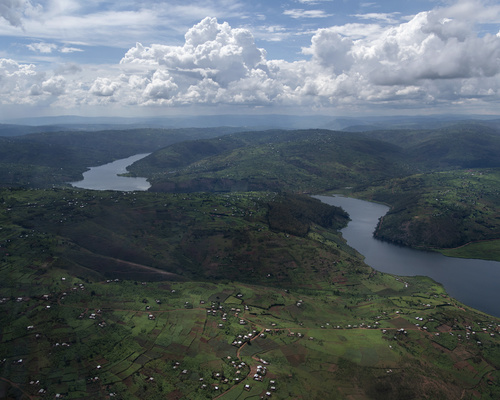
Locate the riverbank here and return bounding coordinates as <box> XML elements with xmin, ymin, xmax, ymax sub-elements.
<box><xmin>316</xmin><ymin>194</ymin><xmax>500</xmax><ymax>318</ymax></box>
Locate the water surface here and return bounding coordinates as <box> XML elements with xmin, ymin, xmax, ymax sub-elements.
<box><xmin>316</xmin><ymin>195</ymin><xmax>500</xmax><ymax>318</ymax></box>
<box><xmin>70</xmin><ymin>154</ymin><xmax>150</xmax><ymax>191</ymax></box>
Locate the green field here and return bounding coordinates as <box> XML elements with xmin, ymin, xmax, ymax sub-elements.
<box><xmin>2</xmin><ymin>124</ymin><xmax>500</xmax><ymax>398</ymax></box>
<box><xmin>1</xmin><ymin>188</ymin><xmax>500</xmax><ymax>399</ymax></box>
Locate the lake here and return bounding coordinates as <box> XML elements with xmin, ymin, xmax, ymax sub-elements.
<box><xmin>315</xmin><ymin>195</ymin><xmax>500</xmax><ymax>318</ymax></box>
<box><xmin>70</xmin><ymin>153</ymin><xmax>151</xmax><ymax>191</ymax></box>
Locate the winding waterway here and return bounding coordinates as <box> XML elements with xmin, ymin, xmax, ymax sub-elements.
<box><xmin>69</xmin><ymin>155</ymin><xmax>500</xmax><ymax>318</ymax></box>
<box><xmin>315</xmin><ymin>195</ymin><xmax>500</xmax><ymax>318</ymax></box>
<box><xmin>70</xmin><ymin>153</ymin><xmax>151</xmax><ymax>191</ymax></box>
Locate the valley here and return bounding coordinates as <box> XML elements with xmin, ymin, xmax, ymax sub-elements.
<box><xmin>1</xmin><ymin>119</ymin><xmax>500</xmax><ymax>398</ymax></box>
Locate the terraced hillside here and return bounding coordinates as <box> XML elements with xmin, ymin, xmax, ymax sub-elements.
<box><xmin>1</xmin><ymin>188</ymin><xmax>500</xmax><ymax>399</ymax></box>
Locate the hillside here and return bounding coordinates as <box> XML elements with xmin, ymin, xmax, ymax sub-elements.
<box><xmin>126</xmin><ymin>125</ymin><xmax>500</xmax><ymax>253</ymax></box>
<box><xmin>1</xmin><ymin>187</ymin><xmax>500</xmax><ymax>399</ymax></box>
<box><xmin>128</xmin><ymin>129</ymin><xmax>407</xmax><ymax>193</ymax></box>
<box><xmin>363</xmin><ymin>123</ymin><xmax>500</xmax><ymax>170</ymax></box>
<box><xmin>1</xmin><ymin>189</ymin><xmax>350</xmax><ymax>285</ymax></box>
<box><xmin>0</xmin><ymin>128</ymin><xmax>239</xmax><ymax>188</ymax></box>
<box><xmin>352</xmin><ymin>169</ymin><xmax>500</xmax><ymax>253</ymax></box>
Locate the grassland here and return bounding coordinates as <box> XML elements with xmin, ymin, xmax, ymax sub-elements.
<box><xmin>1</xmin><ymin>188</ymin><xmax>500</xmax><ymax>399</ymax></box>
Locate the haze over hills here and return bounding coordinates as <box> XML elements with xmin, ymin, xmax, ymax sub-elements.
<box><xmin>2</xmin><ymin>114</ymin><xmax>500</xmax><ymax>135</ymax></box>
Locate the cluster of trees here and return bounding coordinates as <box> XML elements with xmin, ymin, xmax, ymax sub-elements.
<box><xmin>266</xmin><ymin>194</ymin><xmax>349</xmax><ymax>237</ymax></box>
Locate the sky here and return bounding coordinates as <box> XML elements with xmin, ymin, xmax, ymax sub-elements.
<box><xmin>1</xmin><ymin>0</ymin><xmax>500</xmax><ymax>119</ymax></box>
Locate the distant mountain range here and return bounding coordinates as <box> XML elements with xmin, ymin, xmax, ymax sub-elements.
<box><xmin>2</xmin><ymin>113</ymin><xmax>500</xmax><ymax>136</ymax></box>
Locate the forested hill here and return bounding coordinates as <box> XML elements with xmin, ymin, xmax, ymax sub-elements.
<box><xmin>360</xmin><ymin>123</ymin><xmax>500</xmax><ymax>169</ymax></box>
<box><xmin>0</xmin><ymin>127</ymin><xmax>240</xmax><ymax>188</ymax></box>
<box><xmin>127</xmin><ymin>129</ymin><xmax>407</xmax><ymax>193</ymax></box>
<box><xmin>127</xmin><ymin>124</ymin><xmax>500</xmax><ymax>193</ymax></box>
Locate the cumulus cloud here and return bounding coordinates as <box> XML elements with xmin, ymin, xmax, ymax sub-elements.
<box><xmin>349</xmin><ymin>10</ymin><xmax>500</xmax><ymax>85</ymax></box>
<box><xmin>90</xmin><ymin>77</ymin><xmax>120</xmax><ymax>97</ymax></box>
<box><xmin>2</xmin><ymin>0</ymin><xmax>500</xmax><ymax>114</ymax></box>
<box><xmin>120</xmin><ymin>17</ymin><xmax>270</xmax><ymax>104</ymax></box>
<box><xmin>41</xmin><ymin>75</ymin><xmax>66</xmax><ymax>95</ymax></box>
<box><xmin>0</xmin><ymin>58</ymin><xmax>41</xmax><ymax>104</ymax></box>
<box><xmin>302</xmin><ymin>29</ymin><xmax>354</xmax><ymax>73</ymax></box>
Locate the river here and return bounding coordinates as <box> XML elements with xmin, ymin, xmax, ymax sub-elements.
<box><xmin>70</xmin><ymin>153</ymin><xmax>151</xmax><ymax>191</ymax></box>
<box><xmin>70</xmin><ymin>155</ymin><xmax>500</xmax><ymax>318</ymax></box>
<box><xmin>315</xmin><ymin>195</ymin><xmax>500</xmax><ymax>318</ymax></box>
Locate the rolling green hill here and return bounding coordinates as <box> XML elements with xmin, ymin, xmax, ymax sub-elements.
<box><xmin>363</xmin><ymin>123</ymin><xmax>500</xmax><ymax>170</ymax></box>
<box><xmin>3</xmin><ymin>122</ymin><xmax>500</xmax><ymax>398</ymax></box>
<box><xmin>0</xmin><ymin>128</ymin><xmax>240</xmax><ymax>188</ymax></box>
<box><xmin>352</xmin><ymin>169</ymin><xmax>500</xmax><ymax>252</ymax></box>
<box><xmin>128</xmin><ymin>129</ymin><xmax>407</xmax><ymax>193</ymax></box>
<box><xmin>125</xmin><ymin>125</ymin><xmax>500</xmax><ymax>253</ymax></box>
<box><xmin>1</xmin><ymin>187</ymin><xmax>500</xmax><ymax>399</ymax></box>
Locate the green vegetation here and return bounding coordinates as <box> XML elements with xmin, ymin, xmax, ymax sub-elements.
<box><xmin>352</xmin><ymin>169</ymin><xmax>500</xmax><ymax>253</ymax></box>
<box><xmin>126</xmin><ymin>125</ymin><xmax>500</xmax><ymax>255</ymax></box>
<box><xmin>127</xmin><ymin>129</ymin><xmax>407</xmax><ymax>193</ymax></box>
<box><xmin>1</xmin><ymin>187</ymin><xmax>500</xmax><ymax>399</ymax></box>
<box><xmin>2</xmin><ymin>122</ymin><xmax>500</xmax><ymax>398</ymax></box>
<box><xmin>267</xmin><ymin>193</ymin><xmax>349</xmax><ymax>237</ymax></box>
<box><xmin>4</xmin><ymin>124</ymin><xmax>500</xmax><ymax>253</ymax></box>
<box><xmin>0</xmin><ymin>128</ymin><xmax>239</xmax><ymax>188</ymax></box>
<box><xmin>0</xmin><ymin>188</ymin><xmax>352</xmax><ymax>285</ymax></box>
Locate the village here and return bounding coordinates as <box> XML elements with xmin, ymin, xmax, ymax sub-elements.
<box><xmin>1</xmin><ymin>269</ymin><xmax>499</xmax><ymax>400</ymax></box>
<box><xmin>1</xmin><ymin>187</ymin><xmax>500</xmax><ymax>399</ymax></box>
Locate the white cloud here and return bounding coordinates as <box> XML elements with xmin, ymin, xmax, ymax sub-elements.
<box><xmin>143</xmin><ymin>70</ymin><xmax>178</xmax><ymax>102</ymax></box>
<box><xmin>26</xmin><ymin>41</ymin><xmax>83</xmax><ymax>55</ymax></box>
<box><xmin>90</xmin><ymin>77</ymin><xmax>120</xmax><ymax>97</ymax></box>
<box><xmin>121</xmin><ymin>17</ymin><xmax>266</xmax><ymax>89</ymax></box>
<box><xmin>27</xmin><ymin>42</ymin><xmax>58</xmax><ymax>53</ymax></box>
<box><xmin>296</xmin><ymin>0</ymin><xmax>332</xmax><ymax>4</ymax></box>
<box><xmin>284</xmin><ymin>9</ymin><xmax>333</xmax><ymax>19</ymax></box>
<box><xmin>2</xmin><ymin>1</ymin><xmax>500</xmax><ymax>115</ymax></box>
<box><xmin>0</xmin><ymin>0</ymin><xmax>249</xmax><ymax>50</ymax></box>
<box><xmin>0</xmin><ymin>0</ymin><xmax>34</xmax><ymax>27</ymax></box>
<box><xmin>0</xmin><ymin>58</ymin><xmax>43</xmax><ymax>104</ymax></box>
<box><xmin>60</xmin><ymin>46</ymin><xmax>83</xmax><ymax>53</ymax></box>
<box><xmin>353</xmin><ymin>12</ymin><xmax>401</xmax><ymax>24</ymax></box>
<box><xmin>251</xmin><ymin>24</ymin><xmax>291</xmax><ymax>43</ymax></box>
<box><xmin>302</xmin><ymin>29</ymin><xmax>354</xmax><ymax>73</ymax></box>
<box><xmin>41</xmin><ymin>75</ymin><xmax>66</xmax><ymax>95</ymax></box>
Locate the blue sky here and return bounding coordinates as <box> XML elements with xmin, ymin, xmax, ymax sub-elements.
<box><xmin>1</xmin><ymin>0</ymin><xmax>500</xmax><ymax>119</ymax></box>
